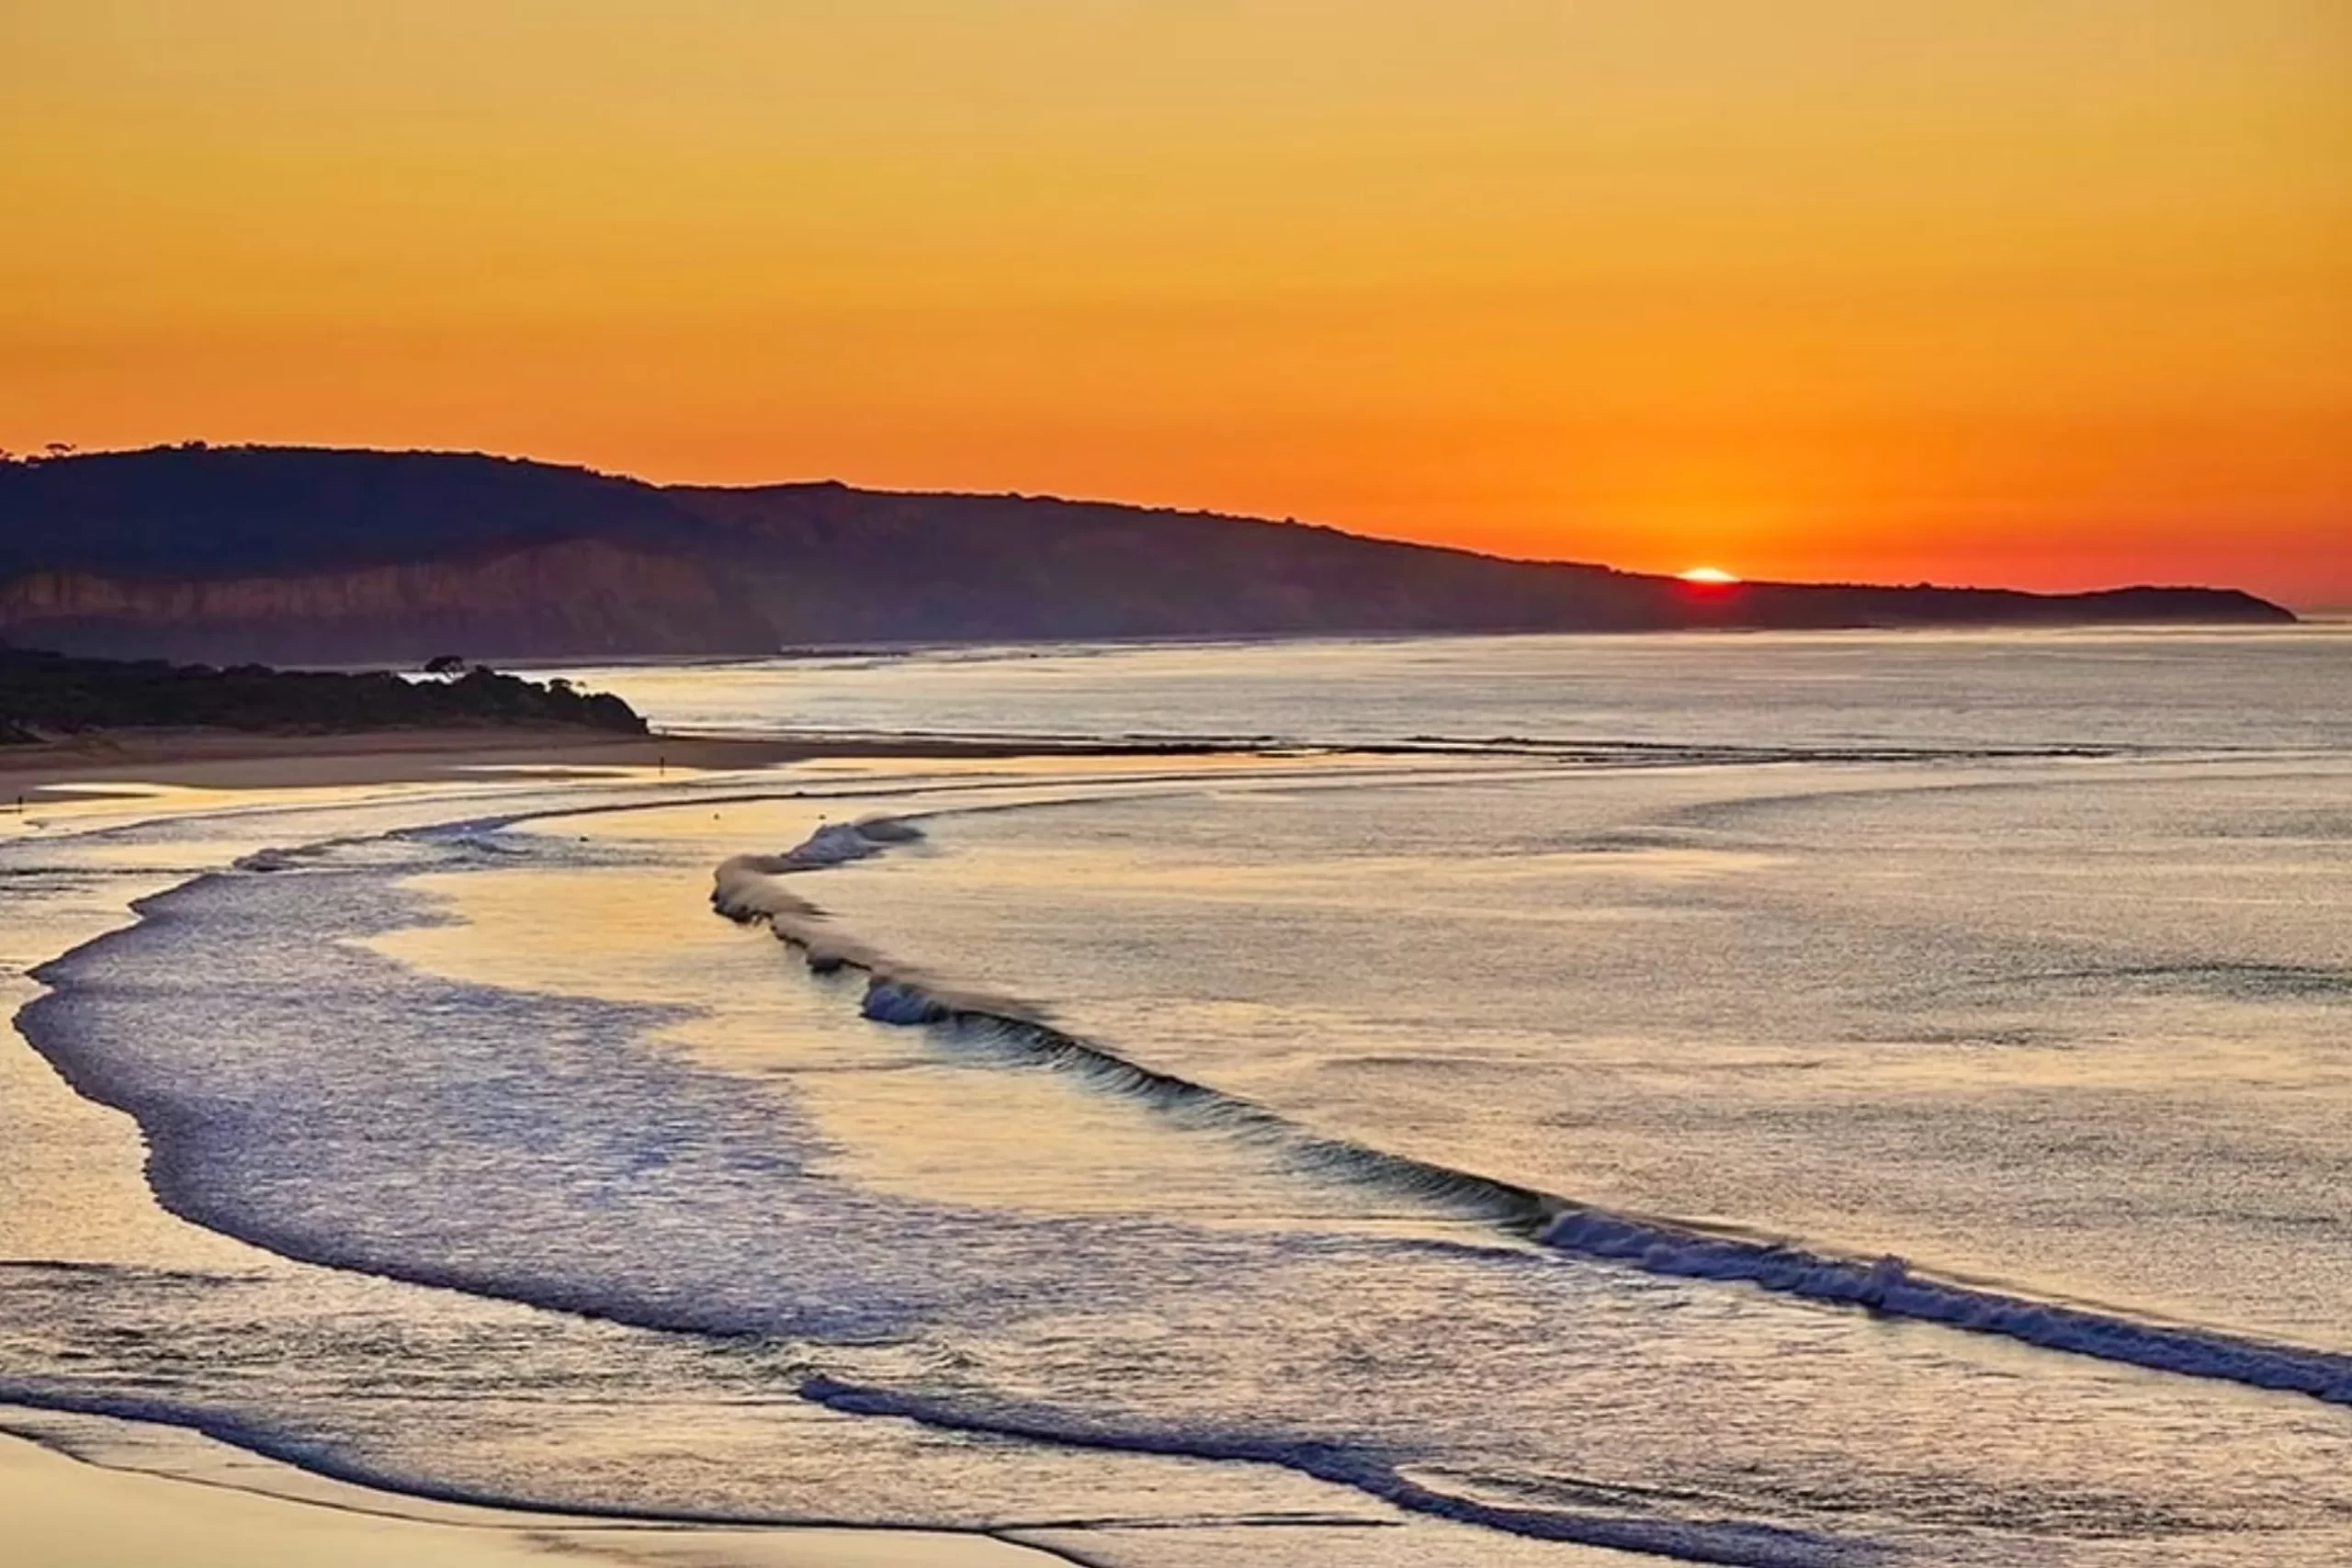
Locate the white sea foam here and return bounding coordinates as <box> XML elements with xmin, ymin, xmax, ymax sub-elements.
<box><xmin>722</xmin><ymin>812</ymin><xmax>2352</xmax><ymax>1412</ymax></box>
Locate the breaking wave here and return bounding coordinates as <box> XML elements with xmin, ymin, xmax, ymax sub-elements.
<box><xmin>719</xmin><ymin>817</ymin><xmax>2352</xmax><ymax>1411</ymax></box>
<box><xmin>18</xmin><ymin>822</ymin><xmax>1886</xmax><ymax>1568</ymax></box>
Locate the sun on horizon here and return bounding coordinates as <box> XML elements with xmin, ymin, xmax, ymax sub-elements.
<box><xmin>1677</xmin><ymin>566</ymin><xmax>1742</xmax><ymax>585</ymax></box>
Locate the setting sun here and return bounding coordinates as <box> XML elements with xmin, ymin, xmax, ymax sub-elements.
<box><xmin>1678</xmin><ymin>567</ymin><xmax>1742</xmax><ymax>585</ymax></box>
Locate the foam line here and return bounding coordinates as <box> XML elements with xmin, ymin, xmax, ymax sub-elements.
<box><xmin>721</xmin><ymin>817</ymin><xmax>2352</xmax><ymax>1412</ymax></box>
<box><xmin>797</xmin><ymin>1375</ymin><xmax>1877</xmax><ymax>1567</ymax></box>
<box><xmin>1538</xmin><ymin>1213</ymin><xmax>2352</xmax><ymax>1402</ymax></box>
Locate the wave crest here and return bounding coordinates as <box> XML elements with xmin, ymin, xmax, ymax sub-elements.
<box><xmin>719</xmin><ymin>815</ymin><xmax>2352</xmax><ymax>1414</ymax></box>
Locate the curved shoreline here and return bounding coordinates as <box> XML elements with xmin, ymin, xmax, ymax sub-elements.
<box><xmin>10</xmin><ymin>756</ymin><xmax>1880</xmax><ymax>1568</ymax></box>
<box><xmin>0</xmin><ymin>754</ymin><xmax>1117</xmax><ymax>1568</ymax></box>
<box><xmin>11</xmin><ymin>732</ymin><xmax>2351</xmax><ymax>1566</ymax></box>
<box><xmin>0</xmin><ymin>1410</ymin><xmax>1085</xmax><ymax>1568</ymax></box>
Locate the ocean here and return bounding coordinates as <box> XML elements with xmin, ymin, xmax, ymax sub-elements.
<box><xmin>6</xmin><ymin>626</ymin><xmax>2351</xmax><ymax>1566</ymax></box>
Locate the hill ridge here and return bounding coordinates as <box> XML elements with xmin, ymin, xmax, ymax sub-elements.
<box><xmin>0</xmin><ymin>445</ymin><xmax>2294</xmax><ymax>664</ymax></box>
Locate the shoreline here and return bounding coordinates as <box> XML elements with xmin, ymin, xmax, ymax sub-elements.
<box><xmin>0</xmin><ymin>726</ymin><xmax>805</xmax><ymax>797</ymax></box>
<box><xmin>0</xmin><ymin>730</ymin><xmax>1613</xmax><ymax>1566</ymax></box>
<box><xmin>0</xmin><ymin>746</ymin><xmax>1129</xmax><ymax>1568</ymax></box>
<box><xmin>0</xmin><ymin>724</ymin><xmax>1267</xmax><ymax>802</ymax></box>
<box><xmin>0</xmin><ymin>1418</ymin><xmax>1079</xmax><ymax>1568</ymax></box>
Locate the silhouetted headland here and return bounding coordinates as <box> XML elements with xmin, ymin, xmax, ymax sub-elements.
<box><xmin>0</xmin><ymin>645</ymin><xmax>644</xmax><ymax>746</ymax></box>
<box><xmin>0</xmin><ymin>446</ymin><xmax>2296</xmax><ymax>663</ymax></box>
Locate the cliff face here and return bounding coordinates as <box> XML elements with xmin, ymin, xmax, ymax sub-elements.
<box><xmin>0</xmin><ymin>446</ymin><xmax>2296</xmax><ymax>665</ymax></box>
<box><xmin>0</xmin><ymin>539</ymin><xmax>769</xmax><ymax>663</ymax></box>
<box><xmin>672</xmin><ymin>483</ymin><xmax>1670</xmax><ymax>643</ymax></box>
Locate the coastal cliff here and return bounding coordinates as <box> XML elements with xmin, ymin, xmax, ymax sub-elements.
<box><xmin>0</xmin><ymin>446</ymin><xmax>2296</xmax><ymax>664</ymax></box>
<box><xmin>0</xmin><ymin>540</ymin><xmax>763</xmax><ymax>665</ymax></box>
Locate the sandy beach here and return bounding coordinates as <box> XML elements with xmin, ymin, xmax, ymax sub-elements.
<box><xmin>0</xmin><ymin>1425</ymin><xmax>1069</xmax><ymax>1568</ymax></box>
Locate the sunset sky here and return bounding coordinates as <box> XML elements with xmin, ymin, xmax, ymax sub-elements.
<box><xmin>5</xmin><ymin>2</ymin><xmax>2347</xmax><ymax>605</ymax></box>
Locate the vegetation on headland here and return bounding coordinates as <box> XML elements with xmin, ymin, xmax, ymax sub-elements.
<box><xmin>0</xmin><ymin>644</ymin><xmax>644</xmax><ymax>746</ymax></box>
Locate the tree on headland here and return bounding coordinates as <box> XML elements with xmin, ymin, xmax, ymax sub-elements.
<box><xmin>1</xmin><ymin>646</ymin><xmax>646</xmax><ymax>738</ymax></box>
<box><xmin>423</xmin><ymin>653</ymin><xmax>469</xmax><ymax>679</ymax></box>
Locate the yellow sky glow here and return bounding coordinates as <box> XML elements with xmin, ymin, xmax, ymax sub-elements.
<box><xmin>3</xmin><ymin>2</ymin><xmax>2347</xmax><ymax>604</ymax></box>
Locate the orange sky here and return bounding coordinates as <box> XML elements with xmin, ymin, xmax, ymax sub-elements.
<box><xmin>5</xmin><ymin>2</ymin><xmax>2348</xmax><ymax>605</ymax></box>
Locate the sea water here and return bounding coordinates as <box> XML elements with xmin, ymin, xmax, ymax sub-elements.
<box><xmin>6</xmin><ymin>627</ymin><xmax>2350</xmax><ymax>1566</ymax></box>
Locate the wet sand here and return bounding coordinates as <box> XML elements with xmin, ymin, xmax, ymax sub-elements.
<box><xmin>0</xmin><ymin>726</ymin><xmax>1258</xmax><ymax>803</ymax></box>
<box><xmin>0</xmin><ymin>728</ymin><xmax>809</xmax><ymax>798</ymax></box>
<box><xmin>0</xmin><ymin>1427</ymin><xmax>1069</xmax><ymax>1568</ymax></box>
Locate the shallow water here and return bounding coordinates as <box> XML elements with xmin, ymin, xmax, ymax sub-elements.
<box><xmin>6</xmin><ymin>629</ymin><xmax>2351</xmax><ymax>1565</ymax></box>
